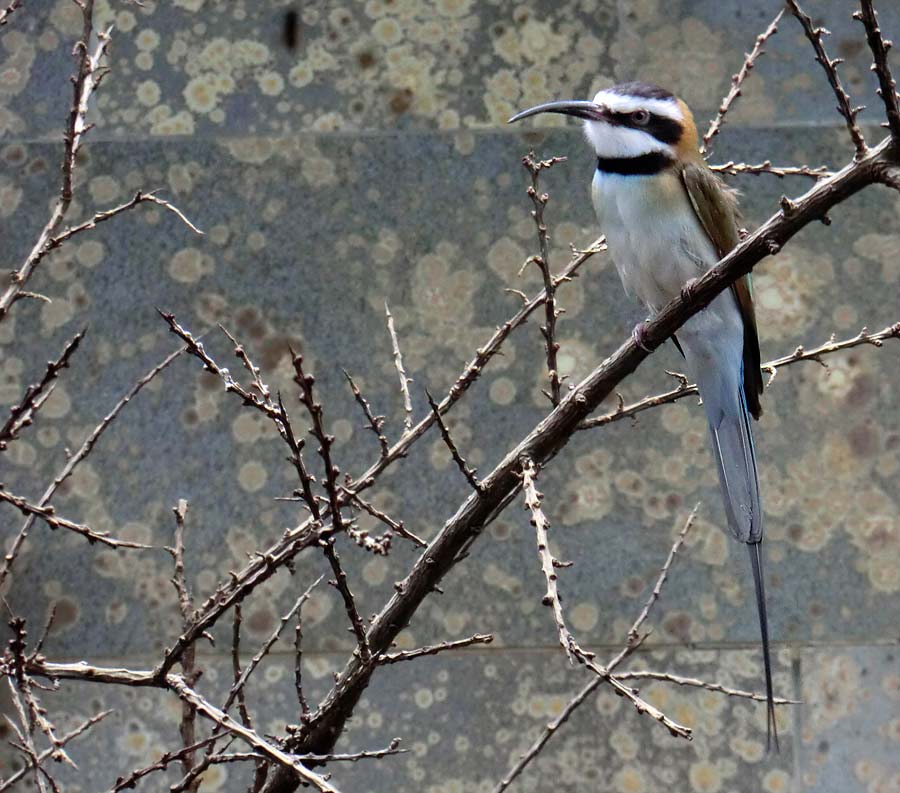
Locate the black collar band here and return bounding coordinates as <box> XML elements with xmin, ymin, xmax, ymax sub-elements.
<box><xmin>597</xmin><ymin>151</ymin><xmax>672</xmax><ymax>176</ymax></box>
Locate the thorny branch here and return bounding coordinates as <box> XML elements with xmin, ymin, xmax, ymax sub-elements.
<box><xmin>494</xmin><ymin>506</ymin><xmax>699</xmax><ymax>793</ymax></box>
<box><xmin>702</xmin><ymin>9</ymin><xmax>784</xmax><ymax>153</ymax></box>
<box><xmin>787</xmin><ymin>0</ymin><xmax>868</xmax><ymax>157</ymax></box>
<box><xmin>426</xmin><ymin>390</ymin><xmax>482</xmax><ymax>492</ymax></box>
<box><xmin>343</xmin><ymin>370</ymin><xmax>390</xmax><ymax>458</ymax></box>
<box><xmin>0</xmin><ymin>344</ymin><xmax>183</xmax><ymax>589</ymax></box>
<box><xmin>0</xmin><ymin>488</ymin><xmax>155</xmax><ymax>550</ymax></box>
<box><xmin>384</xmin><ymin>302</ymin><xmax>414</xmax><ymax>432</ymax></box>
<box><xmin>579</xmin><ymin>322</ymin><xmax>900</xmax><ymax>430</ymax></box>
<box><xmin>520</xmin><ymin>457</ymin><xmax>576</xmax><ymax>662</ymax></box>
<box><xmin>856</xmin><ymin>0</ymin><xmax>900</xmax><ymax>140</ymax></box>
<box><xmin>0</xmin><ymin>0</ymin><xmax>22</xmax><ymax>28</ymax></box>
<box><xmin>0</xmin><ymin>329</ymin><xmax>84</xmax><ymax>452</ymax></box>
<box><xmin>378</xmin><ymin>634</ymin><xmax>494</xmax><ymax>664</ymax></box>
<box><xmin>522</xmin><ymin>152</ymin><xmax>566</xmax><ymax>405</ymax></box>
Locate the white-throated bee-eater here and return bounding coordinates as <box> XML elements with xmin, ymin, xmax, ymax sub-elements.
<box><xmin>510</xmin><ymin>82</ymin><xmax>777</xmax><ymax>749</ymax></box>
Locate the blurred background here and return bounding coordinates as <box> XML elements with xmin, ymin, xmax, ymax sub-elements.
<box><xmin>1</xmin><ymin>1</ymin><xmax>899</xmax><ymax>791</ymax></box>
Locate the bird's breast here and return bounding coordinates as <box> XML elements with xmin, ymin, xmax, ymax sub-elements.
<box><xmin>591</xmin><ymin>168</ymin><xmax>717</xmax><ymax>312</ymax></box>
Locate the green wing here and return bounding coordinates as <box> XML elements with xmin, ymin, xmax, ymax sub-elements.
<box><xmin>679</xmin><ymin>162</ymin><xmax>763</xmax><ymax>419</ymax></box>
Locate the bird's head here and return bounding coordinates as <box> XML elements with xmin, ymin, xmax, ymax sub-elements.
<box><xmin>509</xmin><ymin>82</ymin><xmax>699</xmax><ymax>164</ymax></box>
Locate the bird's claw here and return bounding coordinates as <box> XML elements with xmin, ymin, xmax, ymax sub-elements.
<box><xmin>680</xmin><ymin>277</ymin><xmax>700</xmax><ymax>302</ymax></box>
<box><xmin>632</xmin><ymin>321</ymin><xmax>653</xmax><ymax>352</ymax></box>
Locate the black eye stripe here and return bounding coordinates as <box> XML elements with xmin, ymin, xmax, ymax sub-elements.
<box><xmin>609</xmin><ymin>111</ymin><xmax>681</xmax><ymax>145</ymax></box>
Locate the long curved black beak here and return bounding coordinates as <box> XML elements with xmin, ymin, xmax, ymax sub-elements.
<box><xmin>508</xmin><ymin>100</ymin><xmax>608</xmax><ymax>124</ymax></box>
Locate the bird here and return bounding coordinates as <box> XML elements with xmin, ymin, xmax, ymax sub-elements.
<box><xmin>509</xmin><ymin>82</ymin><xmax>777</xmax><ymax>749</ymax></box>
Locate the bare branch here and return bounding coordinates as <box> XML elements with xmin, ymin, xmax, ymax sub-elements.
<box><xmin>0</xmin><ymin>0</ymin><xmax>22</xmax><ymax>28</ymax></box>
<box><xmin>612</xmin><ymin>670</ymin><xmax>800</xmax><ymax>704</ymax></box>
<box><xmin>710</xmin><ymin>160</ymin><xmax>833</xmax><ymax>179</ymax></box>
<box><xmin>384</xmin><ymin>302</ymin><xmax>413</xmax><ymax>432</ymax></box>
<box><xmin>703</xmin><ymin>9</ymin><xmax>784</xmax><ymax>153</ymax></box>
<box><xmin>0</xmin><ymin>330</ymin><xmax>84</xmax><ymax>452</ymax></box>
<box><xmin>153</xmin><ymin>241</ymin><xmax>602</xmax><ymax>682</ymax></box>
<box><xmin>855</xmin><ymin>0</ymin><xmax>900</xmax><ymax>140</ymax></box>
<box><xmin>104</xmin><ymin>737</ymin><xmax>218</xmax><ymax>793</ymax></box>
<box><xmin>787</xmin><ymin>0</ymin><xmax>868</xmax><ymax>156</ymax></box>
<box><xmin>520</xmin><ymin>457</ymin><xmax>576</xmax><ymax>663</ymax></box>
<box><xmin>0</xmin><ymin>345</ymin><xmax>183</xmax><ymax>588</ymax></box>
<box><xmin>580</xmin><ymin>322</ymin><xmax>900</xmax><ymax>430</ymax></box>
<box><xmin>343</xmin><ymin>370</ymin><xmax>389</xmax><ymax>458</ymax></box>
<box><xmin>168</xmin><ymin>499</ymin><xmax>200</xmax><ymax>790</ymax></box>
<box><xmin>0</xmin><ymin>710</ymin><xmax>111</xmax><ymax>793</ymax></box>
<box><xmin>426</xmin><ymin>390</ymin><xmax>482</xmax><ymax>493</ymax></box>
<box><xmin>521</xmin><ymin>152</ymin><xmax>566</xmax><ymax>404</ymax></box>
<box><xmin>224</xmin><ymin>577</ymin><xmax>323</xmax><ymax>717</ymax></box>
<box><xmin>0</xmin><ymin>488</ymin><xmax>154</xmax><ymax>550</ymax></box>
<box><xmin>167</xmin><ymin>676</ymin><xmax>344</xmax><ymax>793</ymax></box>
<box><xmin>343</xmin><ymin>489</ymin><xmax>427</xmax><ymax>548</ymax></box>
<box><xmin>378</xmin><ymin>633</ymin><xmax>493</xmax><ymax>664</ymax></box>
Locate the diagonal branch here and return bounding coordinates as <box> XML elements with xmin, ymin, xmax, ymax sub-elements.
<box><xmin>426</xmin><ymin>390</ymin><xmax>482</xmax><ymax>493</ymax></box>
<box><xmin>0</xmin><ymin>489</ymin><xmax>155</xmax><ymax>550</ymax></box>
<box><xmin>855</xmin><ymin>0</ymin><xmax>900</xmax><ymax>140</ymax></box>
<box><xmin>0</xmin><ymin>344</ymin><xmax>183</xmax><ymax>589</ymax></box>
<box><xmin>377</xmin><ymin>633</ymin><xmax>493</xmax><ymax>664</ymax></box>
<box><xmin>787</xmin><ymin>0</ymin><xmax>868</xmax><ymax>157</ymax></box>
<box><xmin>521</xmin><ymin>457</ymin><xmax>576</xmax><ymax>663</ymax></box>
<box><xmin>384</xmin><ymin>302</ymin><xmax>414</xmax><ymax>432</ymax></box>
<box><xmin>702</xmin><ymin>9</ymin><xmax>784</xmax><ymax>154</ymax></box>
<box><xmin>262</xmin><ymin>133</ymin><xmax>900</xmax><ymax>793</ymax></box>
<box><xmin>0</xmin><ymin>330</ymin><xmax>84</xmax><ymax>451</ymax></box>
<box><xmin>522</xmin><ymin>152</ymin><xmax>566</xmax><ymax>404</ymax></box>
<box><xmin>579</xmin><ymin>322</ymin><xmax>900</xmax><ymax>430</ymax></box>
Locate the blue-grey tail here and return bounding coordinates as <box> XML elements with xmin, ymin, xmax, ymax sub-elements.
<box><xmin>703</xmin><ymin>375</ymin><xmax>776</xmax><ymax>748</ymax></box>
<box><xmin>749</xmin><ymin>541</ymin><xmax>779</xmax><ymax>751</ymax></box>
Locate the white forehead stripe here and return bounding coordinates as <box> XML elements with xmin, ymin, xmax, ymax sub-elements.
<box><xmin>591</xmin><ymin>90</ymin><xmax>683</xmax><ymax>122</ymax></box>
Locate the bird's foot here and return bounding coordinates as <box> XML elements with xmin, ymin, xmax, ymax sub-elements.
<box><xmin>680</xmin><ymin>277</ymin><xmax>700</xmax><ymax>302</ymax></box>
<box><xmin>631</xmin><ymin>321</ymin><xmax>653</xmax><ymax>352</ymax></box>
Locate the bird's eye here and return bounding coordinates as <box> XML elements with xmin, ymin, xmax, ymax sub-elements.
<box><xmin>631</xmin><ymin>109</ymin><xmax>650</xmax><ymax>125</ymax></box>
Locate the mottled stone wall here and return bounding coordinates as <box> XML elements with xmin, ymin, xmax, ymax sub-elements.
<box><xmin>1</xmin><ymin>1</ymin><xmax>899</xmax><ymax>791</ymax></box>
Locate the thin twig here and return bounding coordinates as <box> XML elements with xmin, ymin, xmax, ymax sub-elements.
<box><xmin>342</xmin><ymin>489</ymin><xmax>427</xmax><ymax>548</ymax></box>
<box><xmin>343</xmin><ymin>370</ymin><xmax>389</xmax><ymax>458</ymax></box>
<box><xmin>378</xmin><ymin>634</ymin><xmax>493</xmax><ymax>664</ymax></box>
<box><xmin>612</xmin><ymin>670</ymin><xmax>800</xmax><ymax>703</ymax></box>
<box><xmin>520</xmin><ymin>457</ymin><xmax>576</xmax><ymax>663</ymax></box>
<box><xmin>384</xmin><ymin>302</ymin><xmax>413</xmax><ymax>432</ymax></box>
<box><xmin>0</xmin><ymin>489</ymin><xmax>154</xmax><ymax>550</ymax></box>
<box><xmin>522</xmin><ymin>152</ymin><xmax>566</xmax><ymax>404</ymax></box>
<box><xmin>702</xmin><ymin>10</ymin><xmax>784</xmax><ymax>154</ymax></box>
<box><xmin>0</xmin><ymin>710</ymin><xmax>111</xmax><ymax>793</ymax></box>
<box><xmin>580</xmin><ymin>322</ymin><xmax>900</xmax><ymax>430</ymax></box>
<box><xmin>0</xmin><ymin>330</ymin><xmax>84</xmax><ymax>452</ymax></box>
<box><xmin>711</xmin><ymin>161</ymin><xmax>832</xmax><ymax>179</ymax></box>
<box><xmin>787</xmin><ymin>0</ymin><xmax>868</xmax><ymax>156</ymax></box>
<box><xmin>0</xmin><ymin>345</ymin><xmax>183</xmax><ymax>588</ymax></box>
<box><xmin>426</xmin><ymin>390</ymin><xmax>482</xmax><ymax>493</ymax></box>
<box><xmin>855</xmin><ymin>0</ymin><xmax>900</xmax><ymax>140</ymax></box>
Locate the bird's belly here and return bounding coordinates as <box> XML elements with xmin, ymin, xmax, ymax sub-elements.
<box><xmin>591</xmin><ymin>171</ymin><xmax>715</xmax><ymax>313</ymax></box>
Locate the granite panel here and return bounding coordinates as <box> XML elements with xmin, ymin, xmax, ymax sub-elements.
<box><xmin>3</xmin><ymin>1</ymin><xmax>899</xmax><ymax>141</ymax></box>
<box><xmin>797</xmin><ymin>645</ymin><xmax>899</xmax><ymax>793</ymax></box>
<box><xmin>0</xmin><ymin>647</ymin><xmax>798</xmax><ymax>792</ymax></box>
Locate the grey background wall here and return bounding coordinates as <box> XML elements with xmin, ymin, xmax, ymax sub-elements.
<box><xmin>1</xmin><ymin>1</ymin><xmax>899</xmax><ymax>791</ymax></box>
